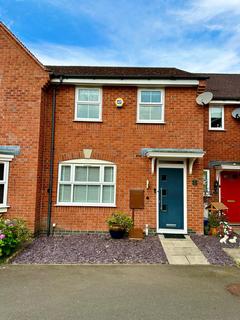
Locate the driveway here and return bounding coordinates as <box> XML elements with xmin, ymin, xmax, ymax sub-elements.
<box><xmin>0</xmin><ymin>265</ymin><xmax>240</xmax><ymax>320</ymax></box>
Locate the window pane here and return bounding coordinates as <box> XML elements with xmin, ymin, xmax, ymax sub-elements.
<box><xmin>88</xmin><ymin>89</ymin><xmax>99</xmax><ymax>102</ymax></box>
<box><xmin>151</xmin><ymin>91</ymin><xmax>161</xmax><ymax>103</ymax></box>
<box><xmin>150</xmin><ymin>105</ymin><xmax>162</xmax><ymax>120</ymax></box>
<box><xmin>75</xmin><ymin>167</ymin><xmax>87</xmax><ymax>182</ymax></box>
<box><xmin>88</xmin><ymin>167</ymin><xmax>100</xmax><ymax>182</ymax></box>
<box><xmin>102</xmin><ymin>186</ymin><xmax>114</xmax><ymax>203</ymax></box>
<box><xmin>88</xmin><ymin>104</ymin><xmax>99</xmax><ymax>119</ymax></box>
<box><xmin>87</xmin><ymin>185</ymin><xmax>100</xmax><ymax>202</ymax></box>
<box><xmin>0</xmin><ymin>164</ymin><xmax>4</xmax><ymax>181</ymax></box>
<box><xmin>61</xmin><ymin>166</ymin><xmax>71</xmax><ymax>181</ymax></box>
<box><xmin>104</xmin><ymin>167</ymin><xmax>113</xmax><ymax>182</ymax></box>
<box><xmin>141</xmin><ymin>91</ymin><xmax>151</xmax><ymax>103</ymax></box>
<box><xmin>73</xmin><ymin>185</ymin><xmax>87</xmax><ymax>202</ymax></box>
<box><xmin>77</xmin><ymin>104</ymin><xmax>88</xmax><ymax>118</ymax></box>
<box><xmin>0</xmin><ymin>184</ymin><xmax>4</xmax><ymax>204</ymax></box>
<box><xmin>78</xmin><ymin>89</ymin><xmax>99</xmax><ymax>102</ymax></box>
<box><xmin>141</xmin><ymin>91</ymin><xmax>161</xmax><ymax>103</ymax></box>
<box><xmin>203</xmin><ymin>170</ymin><xmax>209</xmax><ymax>194</ymax></box>
<box><xmin>59</xmin><ymin>185</ymin><xmax>71</xmax><ymax>202</ymax></box>
<box><xmin>139</xmin><ymin>105</ymin><xmax>151</xmax><ymax>120</ymax></box>
<box><xmin>78</xmin><ymin>89</ymin><xmax>89</xmax><ymax>101</ymax></box>
<box><xmin>211</xmin><ymin>107</ymin><xmax>222</xmax><ymax>128</ymax></box>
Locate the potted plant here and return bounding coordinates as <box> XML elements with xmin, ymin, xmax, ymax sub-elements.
<box><xmin>208</xmin><ymin>212</ymin><xmax>220</xmax><ymax>236</ymax></box>
<box><xmin>107</xmin><ymin>211</ymin><xmax>133</xmax><ymax>239</ymax></box>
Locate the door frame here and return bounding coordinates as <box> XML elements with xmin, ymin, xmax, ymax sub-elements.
<box><xmin>156</xmin><ymin>160</ymin><xmax>187</xmax><ymax>234</ymax></box>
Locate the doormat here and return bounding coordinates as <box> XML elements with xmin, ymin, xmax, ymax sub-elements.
<box><xmin>164</xmin><ymin>234</ymin><xmax>185</xmax><ymax>239</ymax></box>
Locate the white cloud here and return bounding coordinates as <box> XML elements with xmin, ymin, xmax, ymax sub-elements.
<box><xmin>23</xmin><ymin>0</ymin><xmax>240</xmax><ymax>72</ymax></box>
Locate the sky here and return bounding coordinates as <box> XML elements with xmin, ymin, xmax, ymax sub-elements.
<box><xmin>0</xmin><ymin>0</ymin><xmax>240</xmax><ymax>73</ymax></box>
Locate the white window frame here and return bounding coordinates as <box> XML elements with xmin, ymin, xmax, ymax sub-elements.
<box><xmin>74</xmin><ymin>87</ymin><xmax>102</xmax><ymax>122</ymax></box>
<box><xmin>137</xmin><ymin>88</ymin><xmax>165</xmax><ymax>124</ymax></box>
<box><xmin>57</xmin><ymin>161</ymin><xmax>116</xmax><ymax>207</ymax></box>
<box><xmin>209</xmin><ymin>106</ymin><xmax>224</xmax><ymax>130</ymax></box>
<box><xmin>0</xmin><ymin>161</ymin><xmax>10</xmax><ymax>209</ymax></box>
<box><xmin>203</xmin><ymin>169</ymin><xmax>210</xmax><ymax>197</ymax></box>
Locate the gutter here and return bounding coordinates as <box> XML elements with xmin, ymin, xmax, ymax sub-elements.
<box><xmin>47</xmin><ymin>76</ymin><xmax>63</xmax><ymax>236</ymax></box>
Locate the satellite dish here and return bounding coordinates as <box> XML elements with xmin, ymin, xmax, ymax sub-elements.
<box><xmin>196</xmin><ymin>92</ymin><xmax>213</xmax><ymax>106</ymax></box>
<box><xmin>232</xmin><ymin>108</ymin><xmax>240</xmax><ymax>120</ymax></box>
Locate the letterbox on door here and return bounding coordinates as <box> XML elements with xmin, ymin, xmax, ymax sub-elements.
<box><xmin>129</xmin><ymin>189</ymin><xmax>144</xmax><ymax>209</ymax></box>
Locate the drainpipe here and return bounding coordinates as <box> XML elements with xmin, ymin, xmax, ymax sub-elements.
<box><xmin>47</xmin><ymin>76</ymin><xmax>63</xmax><ymax>236</ymax></box>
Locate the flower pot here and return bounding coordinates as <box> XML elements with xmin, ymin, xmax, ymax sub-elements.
<box><xmin>210</xmin><ymin>227</ymin><xmax>218</xmax><ymax>236</ymax></box>
<box><xmin>109</xmin><ymin>225</ymin><xmax>126</xmax><ymax>239</ymax></box>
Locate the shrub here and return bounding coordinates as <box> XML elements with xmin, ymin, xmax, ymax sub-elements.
<box><xmin>106</xmin><ymin>211</ymin><xmax>133</xmax><ymax>231</ymax></box>
<box><xmin>0</xmin><ymin>218</ymin><xmax>31</xmax><ymax>257</ymax></box>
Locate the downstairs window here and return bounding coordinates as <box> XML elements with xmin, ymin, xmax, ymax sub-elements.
<box><xmin>57</xmin><ymin>161</ymin><xmax>116</xmax><ymax>206</ymax></box>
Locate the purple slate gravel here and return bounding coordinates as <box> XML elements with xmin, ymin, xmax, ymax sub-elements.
<box><xmin>190</xmin><ymin>235</ymin><xmax>238</xmax><ymax>266</ymax></box>
<box><xmin>12</xmin><ymin>234</ymin><xmax>168</xmax><ymax>264</ymax></box>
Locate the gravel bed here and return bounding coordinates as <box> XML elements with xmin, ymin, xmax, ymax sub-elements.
<box><xmin>190</xmin><ymin>235</ymin><xmax>238</xmax><ymax>266</ymax></box>
<box><xmin>12</xmin><ymin>234</ymin><xmax>168</xmax><ymax>264</ymax></box>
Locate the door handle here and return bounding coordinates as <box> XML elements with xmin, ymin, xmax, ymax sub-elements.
<box><xmin>160</xmin><ymin>187</ymin><xmax>163</xmax><ymax>211</ymax></box>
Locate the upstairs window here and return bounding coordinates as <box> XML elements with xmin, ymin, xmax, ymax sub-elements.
<box><xmin>0</xmin><ymin>162</ymin><xmax>9</xmax><ymax>208</ymax></box>
<box><xmin>137</xmin><ymin>89</ymin><xmax>164</xmax><ymax>123</ymax></box>
<box><xmin>209</xmin><ymin>106</ymin><xmax>224</xmax><ymax>130</ymax></box>
<box><xmin>75</xmin><ymin>88</ymin><xmax>102</xmax><ymax>121</ymax></box>
<box><xmin>57</xmin><ymin>161</ymin><xmax>116</xmax><ymax>206</ymax></box>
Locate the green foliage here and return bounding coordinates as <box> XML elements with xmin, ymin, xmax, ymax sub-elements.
<box><xmin>0</xmin><ymin>218</ymin><xmax>31</xmax><ymax>257</ymax></box>
<box><xmin>208</xmin><ymin>212</ymin><xmax>220</xmax><ymax>228</ymax></box>
<box><xmin>106</xmin><ymin>211</ymin><xmax>133</xmax><ymax>231</ymax></box>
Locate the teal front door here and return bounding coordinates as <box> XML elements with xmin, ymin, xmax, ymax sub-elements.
<box><xmin>158</xmin><ymin>167</ymin><xmax>184</xmax><ymax>230</ymax></box>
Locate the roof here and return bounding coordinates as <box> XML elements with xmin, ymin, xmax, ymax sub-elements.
<box><xmin>200</xmin><ymin>73</ymin><xmax>240</xmax><ymax>101</ymax></box>
<box><xmin>0</xmin><ymin>146</ymin><xmax>20</xmax><ymax>155</ymax></box>
<box><xmin>46</xmin><ymin>65</ymin><xmax>207</xmax><ymax>80</ymax></box>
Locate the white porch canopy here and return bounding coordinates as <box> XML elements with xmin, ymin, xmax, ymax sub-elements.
<box><xmin>141</xmin><ymin>148</ymin><xmax>205</xmax><ymax>174</ymax></box>
<box><xmin>210</xmin><ymin>161</ymin><xmax>240</xmax><ymax>171</ymax></box>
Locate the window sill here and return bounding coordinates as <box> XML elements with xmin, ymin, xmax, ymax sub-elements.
<box><xmin>73</xmin><ymin>119</ymin><xmax>103</xmax><ymax>123</ymax></box>
<box><xmin>55</xmin><ymin>203</ymin><xmax>116</xmax><ymax>208</ymax></box>
<box><xmin>208</xmin><ymin>128</ymin><xmax>226</xmax><ymax>131</ymax></box>
<box><xmin>0</xmin><ymin>206</ymin><xmax>10</xmax><ymax>213</ymax></box>
<box><xmin>136</xmin><ymin>121</ymin><xmax>166</xmax><ymax>125</ymax></box>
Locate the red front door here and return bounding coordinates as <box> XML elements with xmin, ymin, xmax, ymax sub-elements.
<box><xmin>221</xmin><ymin>171</ymin><xmax>240</xmax><ymax>223</ymax></box>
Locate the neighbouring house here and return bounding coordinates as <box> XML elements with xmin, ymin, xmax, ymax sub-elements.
<box><xmin>0</xmin><ymin>22</ymin><xmax>240</xmax><ymax>235</ymax></box>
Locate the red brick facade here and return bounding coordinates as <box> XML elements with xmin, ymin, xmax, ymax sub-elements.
<box><xmin>3</xmin><ymin>23</ymin><xmax>239</xmax><ymax>235</ymax></box>
<box><xmin>0</xmin><ymin>24</ymin><xmax>49</xmax><ymax>231</ymax></box>
<box><xmin>37</xmin><ymin>85</ymin><xmax>205</xmax><ymax>234</ymax></box>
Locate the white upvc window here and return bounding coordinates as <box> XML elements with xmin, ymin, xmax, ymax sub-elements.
<box><xmin>75</xmin><ymin>87</ymin><xmax>102</xmax><ymax>122</ymax></box>
<box><xmin>0</xmin><ymin>161</ymin><xmax>9</xmax><ymax>208</ymax></box>
<box><xmin>203</xmin><ymin>169</ymin><xmax>210</xmax><ymax>196</ymax></box>
<box><xmin>57</xmin><ymin>162</ymin><xmax>116</xmax><ymax>206</ymax></box>
<box><xmin>209</xmin><ymin>106</ymin><xmax>224</xmax><ymax>130</ymax></box>
<box><xmin>137</xmin><ymin>89</ymin><xmax>165</xmax><ymax>123</ymax></box>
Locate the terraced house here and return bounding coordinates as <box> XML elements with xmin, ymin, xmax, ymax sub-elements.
<box><xmin>0</xmin><ymin>22</ymin><xmax>240</xmax><ymax>235</ymax></box>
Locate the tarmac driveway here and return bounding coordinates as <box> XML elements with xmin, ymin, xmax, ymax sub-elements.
<box><xmin>0</xmin><ymin>265</ymin><xmax>240</xmax><ymax>320</ymax></box>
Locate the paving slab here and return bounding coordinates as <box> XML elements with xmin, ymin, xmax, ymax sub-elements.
<box><xmin>223</xmin><ymin>248</ymin><xmax>240</xmax><ymax>265</ymax></box>
<box><xmin>159</xmin><ymin>235</ymin><xmax>209</xmax><ymax>265</ymax></box>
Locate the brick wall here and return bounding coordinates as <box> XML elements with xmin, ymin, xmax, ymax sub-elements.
<box><xmin>0</xmin><ymin>24</ymin><xmax>49</xmax><ymax>232</ymax></box>
<box><xmin>40</xmin><ymin>85</ymin><xmax>205</xmax><ymax>234</ymax></box>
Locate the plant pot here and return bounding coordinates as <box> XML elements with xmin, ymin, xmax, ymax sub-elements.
<box><xmin>109</xmin><ymin>226</ymin><xmax>125</xmax><ymax>239</ymax></box>
<box><xmin>210</xmin><ymin>227</ymin><xmax>218</xmax><ymax>236</ymax></box>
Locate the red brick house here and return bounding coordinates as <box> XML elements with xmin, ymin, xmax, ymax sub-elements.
<box><xmin>1</xmin><ymin>22</ymin><xmax>240</xmax><ymax>235</ymax></box>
